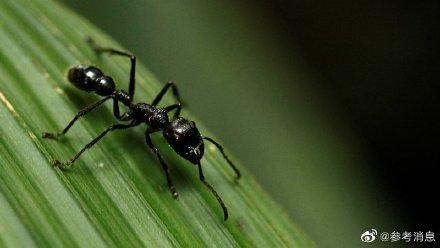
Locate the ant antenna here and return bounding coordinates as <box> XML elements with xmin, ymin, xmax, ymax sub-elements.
<box><xmin>197</xmin><ymin>163</ymin><xmax>228</xmax><ymax>220</ymax></box>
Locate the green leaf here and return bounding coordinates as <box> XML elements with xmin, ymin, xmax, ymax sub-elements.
<box><xmin>0</xmin><ymin>0</ymin><xmax>314</xmax><ymax>246</ymax></box>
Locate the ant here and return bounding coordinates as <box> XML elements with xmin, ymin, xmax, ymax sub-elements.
<box><xmin>42</xmin><ymin>38</ymin><xmax>241</xmax><ymax>221</ymax></box>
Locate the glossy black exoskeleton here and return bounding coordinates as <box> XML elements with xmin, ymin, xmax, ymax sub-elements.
<box><xmin>42</xmin><ymin>38</ymin><xmax>240</xmax><ymax>220</ymax></box>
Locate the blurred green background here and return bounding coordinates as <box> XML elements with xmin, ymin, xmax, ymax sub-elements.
<box><xmin>59</xmin><ymin>0</ymin><xmax>439</xmax><ymax>247</ymax></box>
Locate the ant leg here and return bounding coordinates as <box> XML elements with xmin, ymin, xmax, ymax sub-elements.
<box><xmin>87</xmin><ymin>37</ymin><xmax>136</xmax><ymax>98</ymax></box>
<box><xmin>164</xmin><ymin>103</ymin><xmax>182</xmax><ymax>119</ymax></box>
<box><xmin>197</xmin><ymin>162</ymin><xmax>228</xmax><ymax>221</ymax></box>
<box><xmin>113</xmin><ymin>99</ymin><xmax>132</xmax><ymax>121</ymax></box>
<box><xmin>151</xmin><ymin>81</ymin><xmax>183</xmax><ymax>106</ymax></box>
<box><xmin>42</xmin><ymin>96</ymin><xmax>112</xmax><ymax>139</ymax></box>
<box><xmin>202</xmin><ymin>136</ymin><xmax>241</xmax><ymax>179</ymax></box>
<box><xmin>145</xmin><ymin>130</ymin><xmax>178</xmax><ymax>198</ymax></box>
<box><xmin>113</xmin><ymin>99</ymin><xmax>122</xmax><ymax>119</ymax></box>
<box><xmin>53</xmin><ymin>121</ymin><xmax>139</xmax><ymax>169</ymax></box>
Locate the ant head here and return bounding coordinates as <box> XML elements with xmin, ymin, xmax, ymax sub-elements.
<box><xmin>163</xmin><ymin>118</ymin><xmax>205</xmax><ymax>164</ymax></box>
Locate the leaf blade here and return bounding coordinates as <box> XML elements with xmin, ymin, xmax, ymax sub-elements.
<box><xmin>0</xmin><ymin>0</ymin><xmax>314</xmax><ymax>247</ymax></box>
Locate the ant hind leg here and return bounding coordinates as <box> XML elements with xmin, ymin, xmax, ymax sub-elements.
<box><xmin>42</xmin><ymin>96</ymin><xmax>112</xmax><ymax>139</ymax></box>
<box><xmin>113</xmin><ymin>98</ymin><xmax>132</xmax><ymax>121</ymax></box>
<box><xmin>87</xmin><ymin>37</ymin><xmax>137</xmax><ymax>98</ymax></box>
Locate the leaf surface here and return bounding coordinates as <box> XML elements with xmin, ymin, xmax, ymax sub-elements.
<box><xmin>0</xmin><ymin>0</ymin><xmax>313</xmax><ymax>247</ymax></box>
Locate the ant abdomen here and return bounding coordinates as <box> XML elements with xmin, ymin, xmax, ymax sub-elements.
<box><xmin>68</xmin><ymin>64</ymin><xmax>115</xmax><ymax>96</ymax></box>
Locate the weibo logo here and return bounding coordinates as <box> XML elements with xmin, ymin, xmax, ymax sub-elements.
<box><xmin>361</xmin><ymin>229</ymin><xmax>378</xmax><ymax>242</ymax></box>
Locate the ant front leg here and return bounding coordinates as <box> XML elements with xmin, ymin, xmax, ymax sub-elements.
<box><xmin>145</xmin><ymin>129</ymin><xmax>178</xmax><ymax>198</ymax></box>
<box><xmin>53</xmin><ymin>121</ymin><xmax>139</xmax><ymax>169</ymax></box>
<box><xmin>203</xmin><ymin>136</ymin><xmax>241</xmax><ymax>179</ymax></box>
<box><xmin>87</xmin><ymin>37</ymin><xmax>137</xmax><ymax>98</ymax></box>
<box><xmin>42</xmin><ymin>96</ymin><xmax>112</xmax><ymax>139</ymax></box>
<box><xmin>152</xmin><ymin>81</ymin><xmax>184</xmax><ymax>107</ymax></box>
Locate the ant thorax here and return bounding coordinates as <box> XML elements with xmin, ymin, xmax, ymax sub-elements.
<box><xmin>131</xmin><ymin>103</ymin><xmax>169</xmax><ymax>129</ymax></box>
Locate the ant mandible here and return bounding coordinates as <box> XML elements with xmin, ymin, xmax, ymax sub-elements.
<box><xmin>42</xmin><ymin>38</ymin><xmax>241</xmax><ymax>221</ymax></box>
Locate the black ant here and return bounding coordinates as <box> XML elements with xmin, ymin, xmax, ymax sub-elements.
<box><xmin>42</xmin><ymin>38</ymin><xmax>241</xmax><ymax>220</ymax></box>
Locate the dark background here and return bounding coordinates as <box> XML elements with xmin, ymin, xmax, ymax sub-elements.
<box><xmin>62</xmin><ymin>0</ymin><xmax>439</xmax><ymax>246</ymax></box>
<box><xmin>264</xmin><ymin>0</ymin><xmax>440</xmax><ymax>229</ymax></box>
<box><xmin>259</xmin><ymin>0</ymin><xmax>440</xmax><ymax>228</ymax></box>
